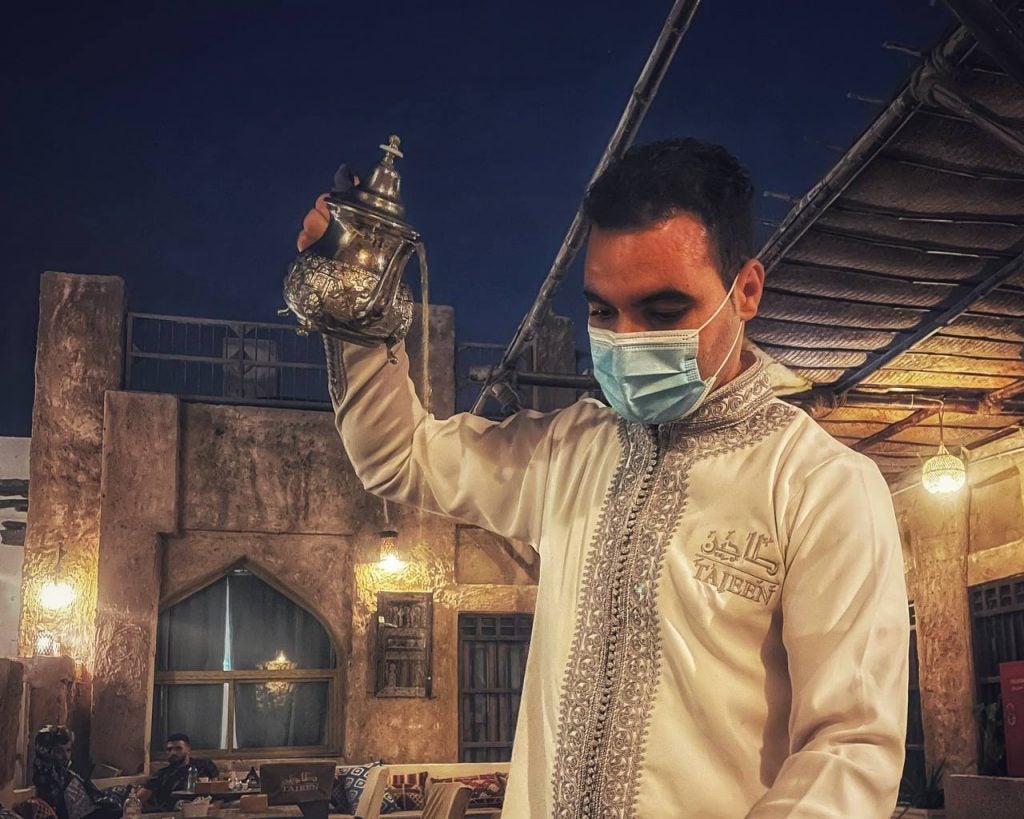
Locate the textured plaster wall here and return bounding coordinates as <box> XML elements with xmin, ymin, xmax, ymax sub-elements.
<box><xmin>19</xmin><ymin>272</ymin><xmax>125</xmax><ymax>669</ymax></box>
<box><xmin>347</xmin><ymin>503</ymin><xmax>537</xmax><ymax>763</ymax></box>
<box><xmin>180</xmin><ymin>402</ymin><xmax>377</xmax><ymax>535</ymax></box>
<box><xmin>455</xmin><ymin>525</ymin><xmax>540</xmax><ymax>586</ymax></box>
<box><xmin>531</xmin><ymin>314</ymin><xmax>577</xmax><ymax>412</ymax></box>
<box><xmin>21</xmin><ymin>656</ymin><xmax>89</xmax><ymax>773</ymax></box>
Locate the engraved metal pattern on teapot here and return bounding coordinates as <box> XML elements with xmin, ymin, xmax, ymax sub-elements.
<box><xmin>285</xmin><ymin>253</ymin><xmax>413</xmax><ymax>342</ymax></box>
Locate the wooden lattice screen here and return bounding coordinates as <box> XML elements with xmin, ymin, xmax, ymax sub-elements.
<box><xmin>458</xmin><ymin>613</ymin><xmax>533</xmax><ymax>762</ymax></box>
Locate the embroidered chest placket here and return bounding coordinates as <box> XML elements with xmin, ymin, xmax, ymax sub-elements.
<box><xmin>551</xmin><ymin>364</ymin><xmax>796</xmax><ymax>819</ymax></box>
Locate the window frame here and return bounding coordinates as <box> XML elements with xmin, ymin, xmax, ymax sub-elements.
<box><xmin>152</xmin><ymin>568</ymin><xmax>342</xmax><ymax>760</ymax></box>
<box><xmin>457</xmin><ymin>611</ymin><xmax>533</xmax><ymax>763</ymax></box>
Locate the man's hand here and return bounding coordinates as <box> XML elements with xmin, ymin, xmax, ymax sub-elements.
<box><xmin>296</xmin><ymin>168</ymin><xmax>361</xmax><ymax>251</ymax></box>
<box><xmin>296</xmin><ymin>193</ymin><xmax>330</xmax><ymax>252</ymax></box>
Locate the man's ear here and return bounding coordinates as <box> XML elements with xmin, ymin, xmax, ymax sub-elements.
<box><xmin>734</xmin><ymin>258</ymin><xmax>764</xmax><ymax>321</ymax></box>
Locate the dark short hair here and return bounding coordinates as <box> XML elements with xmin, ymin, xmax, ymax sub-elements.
<box><xmin>583</xmin><ymin>138</ymin><xmax>755</xmax><ymax>284</ymax></box>
<box><xmin>166</xmin><ymin>733</ymin><xmax>191</xmax><ymax>746</ymax></box>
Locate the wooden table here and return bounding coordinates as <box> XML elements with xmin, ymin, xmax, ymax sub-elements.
<box><xmin>171</xmin><ymin>790</ymin><xmax>262</xmax><ymax>802</ymax></box>
<box><xmin>148</xmin><ymin>806</ymin><xmax>303</xmax><ymax>819</ymax></box>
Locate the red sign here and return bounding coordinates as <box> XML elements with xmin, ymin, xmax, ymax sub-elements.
<box><xmin>1000</xmin><ymin>660</ymin><xmax>1024</xmax><ymax>777</ymax></box>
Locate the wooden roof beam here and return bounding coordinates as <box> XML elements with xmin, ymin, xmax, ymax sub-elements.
<box><xmin>827</xmin><ymin>249</ymin><xmax>1024</xmax><ymax>394</ymax></box>
<box><xmin>830</xmin><ymin>201</ymin><xmax>1024</xmax><ymax>228</ymax></box>
<box><xmin>852</xmin><ymin>407</ymin><xmax>940</xmax><ymax>452</ymax></box>
<box><xmin>941</xmin><ymin>0</ymin><xmax>1024</xmax><ymax>91</ymax></box>
<box><xmin>757</xmin><ymin>26</ymin><xmax>977</xmax><ymax>272</ymax></box>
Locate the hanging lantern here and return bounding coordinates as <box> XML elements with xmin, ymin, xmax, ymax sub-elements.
<box><xmin>379</xmin><ymin>529</ymin><xmax>405</xmax><ymax>572</ymax></box>
<box><xmin>35</xmin><ymin>630</ymin><xmax>60</xmax><ymax>656</ymax></box>
<box><xmin>256</xmin><ymin>650</ymin><xmax>298</xmax><ymax>709</ymax></box>
<box><xmin>922</xmin><ymin>401</ymin><xmax>966</xmax><ymax>494</ymax></box>
<box><xmin>38</xmin><ymin>579</ymin><xmax>76</xmax><ymax>611</ymax></box>
<box><xmin>922</xmin><ymin>443</ymin><xmax>967</xmax><ymax>494</ymax></box>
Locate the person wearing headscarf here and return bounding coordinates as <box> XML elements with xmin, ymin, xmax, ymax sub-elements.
<box><xmin>31</xmin><ymin>726</ymin><xmax>120</xmax><ymax>819</ymax></box>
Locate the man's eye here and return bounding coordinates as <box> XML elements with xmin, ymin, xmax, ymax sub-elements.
<box><xmin>649</xmin><ymin>310</ymin><xmax>685</xmax><ymax>323</ymax></box>
<box><xmin>588</xmin><ymin>307</ymin><xmax>612</xmax><ymax>318</ymax></box>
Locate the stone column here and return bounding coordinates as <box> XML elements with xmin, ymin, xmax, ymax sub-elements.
<box><xmin>19</xmin><ymin>272</ymin><xmax>125</xmax><ymax>672</ymax></box>
<box><xmin>91</xmin><ymin>392</ymin><xmax>180</xmax><ymax>774</ymax></box>
<box><xmin>531</xmin><ymin>313</ymin><xmax>577</xmax><ymax>412</ymax></box>
<box><xmin>897</xmin><ymin>487</ymin><xmax>977</xmax><ymax>774</ymax></box>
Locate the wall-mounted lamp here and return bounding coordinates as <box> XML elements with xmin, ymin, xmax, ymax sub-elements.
<box><xmin>922</xmin><ymin>400</ymin><xmax>966</xmax><ymax>495</ymax></box>
<box><xmin>38</xmin><ymin>579</ymin><xmax>76</xmax><ymax>611</ymax></box>
<box><xmin>37</xmin><ymin>543</ymin><xmax>77</xmax><ymax>611</ymax></box>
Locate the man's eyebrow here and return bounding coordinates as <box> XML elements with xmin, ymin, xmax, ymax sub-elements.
<box><xmin>583</xmin><ymin>288</ymin><xmax>611</xmax><ymax>304</ymax></box>
<box><xmin>635</xmin><ymin>288</ymin><xmax>694</xmax><ymax>305</ymax></box>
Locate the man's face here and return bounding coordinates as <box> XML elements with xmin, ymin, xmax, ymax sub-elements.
<box><xmin>54</xmin><ymin>742</ymin><xmax>72</xmax><ymax>766</ymax></box>
<box><xmin>583</xmin><ymin>213</ymin><xmax>763</xmax><ymax>384</ymax></box>
<box><xmin>166</xmin><ymin>740</ymin><xmax>190</xmax><ymax>766</ymax></box>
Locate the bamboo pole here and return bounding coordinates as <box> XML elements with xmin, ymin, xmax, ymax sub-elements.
<box><xmin>470</xmin><ymin>0</ymin><xmax>704</xmax><ymax>415</ymax></box>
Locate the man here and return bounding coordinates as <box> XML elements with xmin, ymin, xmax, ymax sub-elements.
<box><xmin>303</xmin><ymin>138</ymin><xmax>908</xmax><ymax>817</ymax></box>
<box><xmin>135</xmin><ymin>734</ymin><xmax>218</xmax><ymax>811</ymax></box>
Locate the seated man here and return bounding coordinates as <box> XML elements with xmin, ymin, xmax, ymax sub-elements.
<box><xmin>135</xmin><ymin>734</ymin><xmax>218</xmax><ymax>811</ymax></box>
<box><xmin>31</xmin><ymin>726</ymin><xmax>120</xmax><ymax>819</ymax></box>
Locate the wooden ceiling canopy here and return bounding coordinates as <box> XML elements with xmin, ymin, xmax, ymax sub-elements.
<box><xmin>755</xmin><ymin>0</ymin><xmax>1024</xmax><ymax>481</ymax></box>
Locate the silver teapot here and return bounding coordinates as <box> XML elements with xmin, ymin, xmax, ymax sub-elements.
<box><xmin>282</xmin><ymin>136</ymin><xmax>420</xmax><ymax>348</ymax></box>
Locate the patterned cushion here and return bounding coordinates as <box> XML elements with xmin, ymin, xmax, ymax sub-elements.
<box><xmin>430</xmin><ymin>773</ymin><xmax>506</xmax><ymax>808</ymax></box>
<box><xmin>329</xmin><ymin>774</ymin><xmax>351</xmax><ymax>813</ymax></box>
<box><xmin>380</xmin><ymin>771</ymin><xmax>427</xmax><ymax>814</ymax></box>
<box><xmin>16</xmin><ymin>800</ymin><xmax>59</xmax><ymax>819</ymax></box>
<box><xmin>100</xmin><ymin>785</ymin><xmax>133</xmax><ymax>808</ymax></box>
<box><xmin>332</xmin><ymin>762</ymin><xmax>382</xmax><ymax>813</ymax></box>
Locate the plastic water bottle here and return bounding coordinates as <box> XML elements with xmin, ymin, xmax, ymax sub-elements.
<box><xmin>122</xmin><ymin>791</ymin><xmax>142</xmax><ymax>819</ymax></box>
<box><xmin>185</xmin><ymin>765</ymin><xmax>198</xmax><ymax>793</ymax></box>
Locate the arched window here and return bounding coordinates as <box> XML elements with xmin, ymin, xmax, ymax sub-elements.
<box><xmin>153</xmin><ymin>568</ymin><xmax>338</xmax><ymax>755</ymax></box>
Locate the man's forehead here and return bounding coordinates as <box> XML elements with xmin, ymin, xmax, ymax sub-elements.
<box><xmin>584</xmin><ymin>218</ymin><xmax>722</xmax><ymax>296</ymax></box>
<box><xmin>584</xmin><ymin>284</ymin><xmax>694</xmax><ymax>305</ymax></box>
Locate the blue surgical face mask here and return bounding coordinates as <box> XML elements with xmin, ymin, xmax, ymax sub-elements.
<box><xmin>588</xmin><ymin>281</ymin><xmax>741</xmax><ymax>425</ymax></box>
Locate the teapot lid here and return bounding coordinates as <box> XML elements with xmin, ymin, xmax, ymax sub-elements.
<box><xmin>349</xmin><ymin>135</ymin><xmax>408</xmax><ymax>220</ymax></box>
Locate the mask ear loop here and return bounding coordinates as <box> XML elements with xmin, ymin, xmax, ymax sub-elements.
<box><xmin>701</xmin><ymin>270</ymin><xmax>747</xmax><ymax>386</ymax></box>
<box><xmin>696</xmin><ymin>275</ymin><xmax>740</xmax><ymax>333</ymax></box>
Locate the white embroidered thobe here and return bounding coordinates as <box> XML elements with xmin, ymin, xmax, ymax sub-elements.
<box><xmin>325</xmin><ymin>339</ymin><xmax>909</xmax><ymax>819</ymax></box>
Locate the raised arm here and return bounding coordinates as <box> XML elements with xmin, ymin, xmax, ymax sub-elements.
<box><xmin>326</xmin><ymin>336</ymin><xmax>561</xmax><ymax>544</ymax></box>
<box><xmin>747</xmin><ymin>453</ymin><xmax>909</xmax><ymax>818</ymax></box>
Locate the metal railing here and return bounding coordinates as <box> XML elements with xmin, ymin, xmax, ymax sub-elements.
<box><xmin>456</xmin><ymin>342</ymin><xmax>596</xmax><ymax>416</ymax></box>
<box><xmin>126</xmin><ymin>313</ymin><xmax>595</xmax><ymax>414</ymax></box>
<box><xmin>125</xmin><ymin>313</ymin><xmax>331</xmax><ymax>409</ymax></box>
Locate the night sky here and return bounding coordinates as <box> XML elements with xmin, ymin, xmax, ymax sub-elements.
<box><xmin>1</xmin><ymin>0</ymin><xmax>954</xmax><ymax>436</ymax></box>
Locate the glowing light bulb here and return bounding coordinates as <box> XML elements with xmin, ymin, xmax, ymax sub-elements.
<box><xmin>379</xmin><ymin>553</ymin><xmax>406</xmax><ymax>572</ymax></box>
<box><xmin>38</xmin><ymin>580</ymin><xmax>76</xmax><ymax>611</ymax></box>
